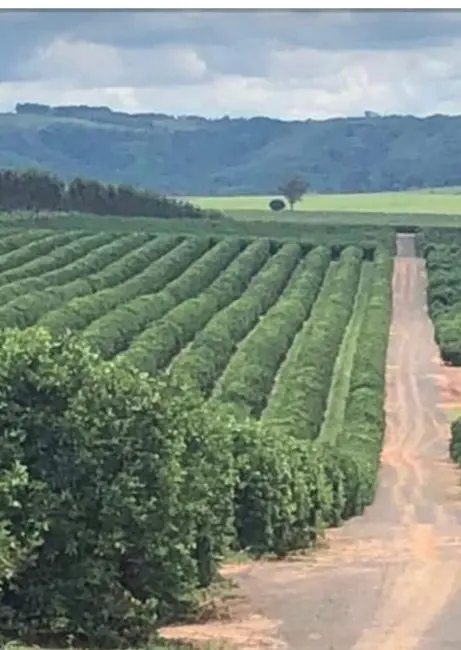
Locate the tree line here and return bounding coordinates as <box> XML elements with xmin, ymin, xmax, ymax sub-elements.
<box><xmin>0</xmin><ymin>168</ymin><xmax>221</xmax><ymax>220</ymax></box>
<box><xmin>7</xmin><ymin>105</ymin><xmax>461</xmax><ymax>195</ymax></box>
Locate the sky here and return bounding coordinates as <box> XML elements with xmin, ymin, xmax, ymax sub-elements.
<box><xmin>2</xmin><ymin>10</ymin><xmax>461</xmax><ymax>120</ymax></box>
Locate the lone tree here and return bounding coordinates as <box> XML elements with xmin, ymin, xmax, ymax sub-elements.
<box><xmin>278</xmin><ymin>176</ymin><xmax>309</xmax><ymax>211</ymax></box>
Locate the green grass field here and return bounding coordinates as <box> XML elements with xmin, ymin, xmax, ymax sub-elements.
<box><xmin>187</xmin><ymin>190</ymin><xmax>461</xmax><ymax>216</ymax></box>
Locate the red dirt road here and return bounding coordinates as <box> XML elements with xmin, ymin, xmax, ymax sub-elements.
<box><xmin>161</xmin><ymin>234</ymin><xmax>461</xmax><ymax>650</ymax></box>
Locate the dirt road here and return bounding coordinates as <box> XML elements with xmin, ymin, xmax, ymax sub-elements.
<box><xmin>161</xmin><ymin>234</ymin><xmax>461</xmax><ymax>650</ymax></box>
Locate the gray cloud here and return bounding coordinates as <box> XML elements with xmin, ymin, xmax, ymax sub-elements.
<box><xmin>1</xmin><ymin>10</ymin><xmax>461</xmax><ymax>118</ymax></box>
<box><xmin>3</xmin><ymin>11</ymin><xmax>461</xmax><ymax>52</ymax></box>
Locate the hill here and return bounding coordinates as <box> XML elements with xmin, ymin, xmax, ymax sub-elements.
<box><xmin>1</xmin><ymin>103</ymin><xmax>461</xmax><ymax>195</ymax></box>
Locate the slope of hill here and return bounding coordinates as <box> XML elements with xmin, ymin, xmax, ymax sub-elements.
<box><xmin>2</xmin><ymin>103</ymin><xmax>461</xmax><ymax>195</ymax></box>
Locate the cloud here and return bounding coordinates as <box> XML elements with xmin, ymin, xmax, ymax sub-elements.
<box><xmin>1</xmin><ymin>10</ymin><xmax>461</xmax><ymax>119</ymax></box>
<box><xmin>19</xmin><ymin>38</ymin><xmax>208</xmax><ymax>87</ymax></box>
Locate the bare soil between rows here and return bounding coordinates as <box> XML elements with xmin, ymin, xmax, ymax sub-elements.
<box><xmin>160</xmin><ymin>235</ymin><xmax>461</xmax><ymax>650</ymax></box>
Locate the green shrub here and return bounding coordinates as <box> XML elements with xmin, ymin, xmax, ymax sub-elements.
<box><xmin>450</xmin><ymin>418</ymin><xmax>461</xmax><ymax>464</ymax></box>
<box><xmin>213</xmin><ymin>246</ymin><xmax>331</xmax><ymax>416</ymax></box>
<box><xmin>425</xmin><ymin>244</ymin><xmax>461</xmax><ymax>365</ymax></box>
<box><xmin>269</xmin><ymin>198</ymin><xmax>286</xmax><ymax>211</ymax></box>
<box><xmin>0</xmin><ymin>327</ymin><xmax>235</xmax><ymax>648</ymax></box>
<box><xmin>261</xmin><ymin>246</ymin><xmax>362</xmax><ymax>440</ymax></box>
<box><xmin>170</xmin><ymin>241</ymin><xmax>302</xmax><ymax>395</ymax></box>
<box><xmin>338</xmin><ymin>249</ymin><xmax>393</xmax><ymax>515</ymax></box>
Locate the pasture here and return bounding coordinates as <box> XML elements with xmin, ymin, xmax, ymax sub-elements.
<box><xmin>183</xmin><ymin>190</ymin><xmax>461</xmax><ymax>228</ymax></box>
<box><xmin>188</xmin><ymin>189</ymin><xmax>461</xmax><ymax>215</ymax></box>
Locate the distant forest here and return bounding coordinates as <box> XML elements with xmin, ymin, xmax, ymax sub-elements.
<box><xmin>0</xmin><ymin>168</ymin><xmax>220</xmax><ymax>219</ymax></box>
<box><xmin>0</xmin><ymin>103</ymin><xmax>460</xmax><ymax>196</ymax></box>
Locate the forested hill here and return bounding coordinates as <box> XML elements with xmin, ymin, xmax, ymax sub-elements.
<box><xmin>2</xmin><ymin>102</ymin><xmax>461</xmax><ymax>195</ymax></box>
